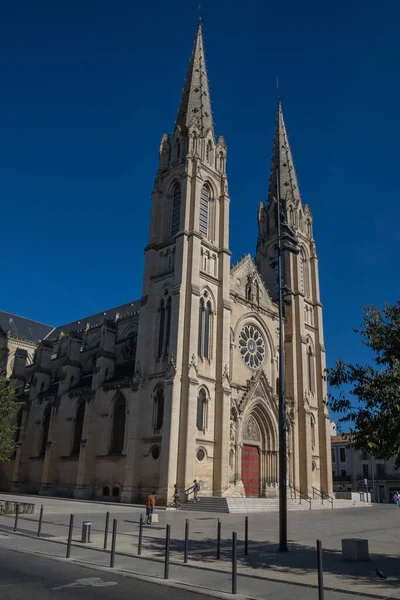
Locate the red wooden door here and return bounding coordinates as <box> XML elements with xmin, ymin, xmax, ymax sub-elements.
<box><xmin>241</xmin><ymin>445</ymin><xmax>260</xmax><ymax>497</ymax></box>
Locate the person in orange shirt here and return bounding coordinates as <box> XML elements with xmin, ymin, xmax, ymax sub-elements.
<box><xmin>145</xmin><ymin>491</ymin><xmax>157</xmax><ymax>524</ymax></box>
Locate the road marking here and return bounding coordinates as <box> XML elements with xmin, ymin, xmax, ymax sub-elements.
<box><xmin>53</xmin><ymin>577</ymin><xmax>118</xmax><ymax>590</ymax></box>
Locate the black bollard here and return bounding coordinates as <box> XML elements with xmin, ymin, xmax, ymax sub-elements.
<box><xmin>164</xmin><ymin>524</ymin><xmax>170</xmax><ymax>579</ymax></box>
<box><xmin>66</xmin><ymin>514</ymin><xmax>74</xmax><ymax>558</ymax></box>
<box><xmin>13</xmin><ymin>503</ymin><xmax>20</xmax><ymax>532</ymax></box>
<box><xmin>232</xmin><ymin>531</ymin><xmax>237</xmax><ymax>595</ymax></box>
<box><xmin>217</xmin><ymin>518</ymin><xmax>221</xmax><ymax>560</ymax></box>
<box><xmin>184</xmin><ymin>519</ymin><xmax>189</xmax><ymax>563</ymax></box>
<box><xmin>103</xmin><ymin>511</ymin><xmax>110</xmax><ymax>550</ymax></box>
<box><xmin>110</xmin><ymin>519</ymin><xmax>117</xmax><ymax>568</ymax></box>
<box><xmin>316</xmin><ymin>539</ymin><xmax>324</xmax><ymax>600</ymax></box>
<box><xmin>37</xmin><ymin>505</ymin><xmax>44</xmax><ymax>538</ymax></box>
<box><xmin>244</xmin><ymin>516</ymin><xmax>248</xmax><ymax>556</ymax></box>
<box><xmin>138</xmin><ymin>514</ymin><xmax>143</xmax><ymax>556</ymax></box>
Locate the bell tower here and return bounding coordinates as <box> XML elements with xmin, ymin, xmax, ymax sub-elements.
<box><xmin>126</xmin><ymin>18</ymin><xmax>231</xmax><ymax>502</ymax></box>
<box><xmin>256</xmin><ymin>102</ymin><xmax>332</xmax><ymax>496</ymax></box>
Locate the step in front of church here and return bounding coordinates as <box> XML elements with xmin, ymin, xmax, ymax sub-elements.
<box><xmin>177</xmin><ymin>497</ymin><xmax>372</xmax><ymax>513</ymax></box>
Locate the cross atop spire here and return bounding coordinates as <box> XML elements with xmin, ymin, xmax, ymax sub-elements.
<box><xmin>268</xmin><ymin>102</ymin><xmax>302</xmax><ymax>207</ymax></box>
<box><xmin>174</xmin><ymin>20</ymin><xmax>214</xmax><ymax>138</ymax></box>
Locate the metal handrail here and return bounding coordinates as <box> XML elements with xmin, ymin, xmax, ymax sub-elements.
<box><xmin>289</xmin><ymin>485</ymin><xmax>312</xmax><ymax>509</ymax></box>
<box><xmin>312</xmin><ymin>487</ymin><xmax>334</xmax><ymax>509</ymax></box>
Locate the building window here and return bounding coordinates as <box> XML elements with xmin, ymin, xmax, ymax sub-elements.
<box><xmin>339</xmin><ymin>447</ymin><xmax>346</xmax><ymax>463</ymax></box>
<box><xmin>199</xmin><ymin>185</ymin><xmax>209</xmax><ymax>237</ymax></box>
<box><xmin>102</xmin><ymin>486</ymin><xmax>110</xmax><ymax>496</ymax></box>
<box><xmin>171</xmin><ymin>182</ymin><xmax>181</xmax><ymax>236</ymax></box>
<box><xmin>71</xmin><ymin>401</ymin><xmax>85</xmax><ymax>456</ymax></box>
<box><xmin>362</xmin><ymin>463</ymin><xmax>369</xmax><ymax>479</ymax></box>
<box><xmin>165</xmin><ymin>296</ymin><xmax>172</xmax><ymax>353</ymax></box>
<box><xmin>112</xmin><ymin>486</ymin><xmax>120</xmax><ymax>497</ymax></box>
<box><xmin>39</xmin><ymin>403</ymin><xmax>52</xmax><ymax>456</ymax></box>
<box><xmin>340</xmin><ymin>469</ymin><xmax>347</xmax><ymax>477</ymax></box>
<box><xmin>197</xmin><ymin>448</ymin><xmax>206</xmax><ymax>461</ymax></box>
<box><xmin>198</xmin><ymin>296</ymin><xmax>212</xmax><ymax>359</ymax></box>
<box><xmin>196</xmin><ymin>389</ymin><xmax>207</xmax><ymax>432</ymax></box>
<box><xmin>361</xmin><ymin>450</ymin><xmax>369</xmax><ymax>460</ymax></box>
<box><xmin>304</xmin><ymin>252</ymin><xmax>310</xmax><ymax>297</ymax></box>
<box><xmin>153</xmin><ymin>387</ymin><xmax>164</xmax><ymax>431</ymax></box>
<box><xmin>176</xmin><ymin>138</ymin><xmax>180</xmax><ymax>160</ymax></box>
<box><xmin>331</xmin><ymin>448</ymin><xmax>335</xmax><ymax>463</ymax></box>
<box><xmin>109</xmin><ymin>393</ymin><xmax>126</xmax><ymax>455</ymax></box>
<box><xmin>376</xmin><ymin>464</ymin><xmax>386</xmax><ymax>478</ymax></box>
<box><xmin>307</xmin><ymin>346</ymin><xmax>314</xmax><ymax>392</ymax></box>
<box><xmin>157</xmin><ymin>294</ymin><xmax>172</xmax><ymax>357</ymax></box>
<box><xmin>157</xmin><ymin>299</ymin><xmax>165</xmax><ymax>357</ymax></box>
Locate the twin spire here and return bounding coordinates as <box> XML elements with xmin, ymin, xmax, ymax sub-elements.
<box><xmin>267</xmin><ymin>101</ymin><xmax>302</xmax><ymax>207</ymax></box>
<box><xmin>173</xmin><ymin>20</ymin><xmax>301</xmax><ymax>208</ymax></box>
<box><xmin>175</xmin><ymin>20</ymin><xmax>214</xmax><ymax>137</ymax></box>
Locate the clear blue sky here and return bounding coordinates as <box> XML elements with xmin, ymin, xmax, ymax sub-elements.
<box><xmin>1</xmin><ymin>1</ymin><xmax>399</xmax><ymax>382</ymax></box>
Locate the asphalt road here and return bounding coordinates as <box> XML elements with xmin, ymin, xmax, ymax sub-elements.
<box><xmin>0</xmin><ymin>547</ymin><xmax>211</xmax><ymax>600</ymax></box>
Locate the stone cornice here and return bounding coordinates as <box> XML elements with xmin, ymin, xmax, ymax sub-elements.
<box><xmin>200</xmin><ymin>271</ymin><xmax>219</xmax><ymax>286</ymax></box>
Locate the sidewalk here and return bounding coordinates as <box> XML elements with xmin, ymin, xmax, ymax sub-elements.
<box><xmin>0</xmin><ymin>507</ymin><xmax>399</xmax><ymax>600</ymax></box>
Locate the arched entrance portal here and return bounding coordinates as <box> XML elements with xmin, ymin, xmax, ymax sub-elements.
<box><xmin>240</xmin><ymin>402</ymin><xmax>278</xmax><ymax>498</ymax></box>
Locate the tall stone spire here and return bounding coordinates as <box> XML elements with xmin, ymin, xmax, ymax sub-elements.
<box><xmin>174</xmin><ymin>19</ymin><xmax>214</xmax><ymax>138</ymax></box>
<box><xmin>267</xmin><ymin>102</ymin><xmax>301</xmax><ymax>207</ymax></box>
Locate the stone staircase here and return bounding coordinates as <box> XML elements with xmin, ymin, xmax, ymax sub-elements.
<box><xmin>180</xmin><ymin>496</ymin><xmax>372</xmax><ymax>514</ymax></box>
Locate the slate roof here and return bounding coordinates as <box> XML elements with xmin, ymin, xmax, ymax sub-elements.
<box><xmin>0</xmin><ymin>310</ymin><xmax>53</xmax><ymax>342</ymax></box>
<box><xmin>0</xmin><ymin>299</ymin><xmax>141</xmax><ymax>344</ymax></box>
<box><xmin>47</xmin><ymin>300</ymin><xmax>141</xmax><ymax>340</ymax></box>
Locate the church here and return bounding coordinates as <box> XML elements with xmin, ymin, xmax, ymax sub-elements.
<box><xmin>0</xmin><ymin>20</ymin><xmax>332</xmax><ymax>504</ymax></box>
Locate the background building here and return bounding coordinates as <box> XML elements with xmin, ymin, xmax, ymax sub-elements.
<box><xmin>331</xmin><ymin>432</ymin><xmax>400</xmax><ymax>502</ymax></box>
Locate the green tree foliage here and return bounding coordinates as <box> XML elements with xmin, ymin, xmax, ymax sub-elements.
<box><xmin>328</xmin><ymin>302</ymin><xmax>400</xmax><ymax>466</ymax></box>
<box><xmin>0</xmin><ymin>372</ymin><xmax>20</xmax><ymax>461</ymax></box>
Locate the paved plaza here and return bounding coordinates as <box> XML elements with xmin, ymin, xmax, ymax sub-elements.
<box><xmin>0</xmin><ymin>493</ymin><xmax>399</xmax><ymax>599</ymax></box>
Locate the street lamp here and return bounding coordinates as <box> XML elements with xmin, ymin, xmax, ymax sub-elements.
<box><xmin>273</xmin><ymin>128</ymin><xmax>299</xmax><ymax>553</ymax></box>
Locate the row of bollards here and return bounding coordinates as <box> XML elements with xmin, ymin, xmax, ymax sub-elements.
<box><xmin>10</xmin><ymin>504</ymin><xmax>324</xmax><ymax>598</ymax></box>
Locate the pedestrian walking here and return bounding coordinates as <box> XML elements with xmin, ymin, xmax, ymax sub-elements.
<box><xmin>173</xmin><ymin>484</ymin><xmax>181</xmax><ymax>508</ymax></box>
<box><xmin>192</xmin><ymin>479</ymin><xmax>200</xmax><ymax>503</ymax></box>
<box><xmin>145</xmin><ymin>491</ymin><xmax>157</xmax><ymax>524</ymax></box>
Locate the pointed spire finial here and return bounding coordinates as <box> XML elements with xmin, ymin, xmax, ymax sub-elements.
<box><xmin>198</xmin><ymin>5</ymin><xmax>202</xmax><ymax>24</ymax></box>
<box><xmin>276</xmin><ymin>76</ymin><xmax>281</xmax><ymax>104</ymax></box>
<box><xmin>174</xmin><ymin>17</ymin><xmax>214</xmax><ymax>137</ymax></box>
<box><xmin>267</xmin><ymin>103</ymin><xmax>302</xmax><ymax>208</ymax></box>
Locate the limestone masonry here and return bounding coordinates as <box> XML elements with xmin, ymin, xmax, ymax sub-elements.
<box><xmin>0</xmin><ymin>21</ymin><xmax>332</xmax><ymax>504</ymax></box>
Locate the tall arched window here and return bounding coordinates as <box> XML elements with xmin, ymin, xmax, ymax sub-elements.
<box><xmin>198</xmin><ymin>298</ymin><xmax>204</xmax><ymax>356</ymax></box>
<box><xmin>304</xmin><ymin>254</ymin><xmax>310</xmax><ymax>297</ymax></box>
<box><xmin>153</xmin><ymin>387</ymin><xmax>164</xmax><ymax>431</ymax></box>
<box><xmin>157</xmin><ymin>299</ymin><xmax>165</xmax><ymax>357</ymax></box>
<box><xmin>71</xmin><ymin>401</ymin><xmax>85</xmax><ymax>456</ymax></box>
<box><xmin>199</xmin><ymin>185</ymin><xmax>209</xmax><ymax>237</ymax></box>
<box><xmin>176</xmin><ymin>139</ymin><xmax>180</xmax><ymax>160</ymax></box>
<box><xmin>204</xmin><ymin>301</ymin><xmax>212</xmax><ymax>358</ymax></box>
<box><xmin>307</xmin><ymin>346</ymin><xmax>314</xmax><ymax>392</ymax></box>
<box><xmin>197</xmin><ymin>389</ymin><xmax>207</xmax><ymax>431</ymax></box>
<box><xmin>165</xmin><ymin>296</ymin><xmax>172</xmax><ymax>354</ymax></box>
<box><xmin>39</xmin><ymin>403</ymin><xmax>51</xmax><ymax>456</ymax></box>
<box><xmin>171</xmin><ymin>183</ymin><xmax>181</xmax><ymax>236</ymax></box>
<box><xmin>198</xmin><ymin>295</ymin><xmax>212</xmax><ymax>359</ymax></box>
<box><xmin>110</xmin><ymin>393</ymin><xmax>126</xmax><ymax>455</ymax></box>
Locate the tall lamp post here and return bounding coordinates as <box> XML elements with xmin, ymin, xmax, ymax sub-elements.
<box><xmin>274</xmin><ymin>126</ymin><xmax>299</xmax><ymax>552</ymax></box>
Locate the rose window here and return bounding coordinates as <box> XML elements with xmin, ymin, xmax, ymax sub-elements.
<box><xmin>238</xmin><ymin>324</ymin><xmax>265</xmax><ymax>369</ymax></box>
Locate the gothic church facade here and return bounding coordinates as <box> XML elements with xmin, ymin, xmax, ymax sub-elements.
<box><xmin>0</xmin><ymin>22</ymin><xmax>332</xmax><ymax>503</ymax></box>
